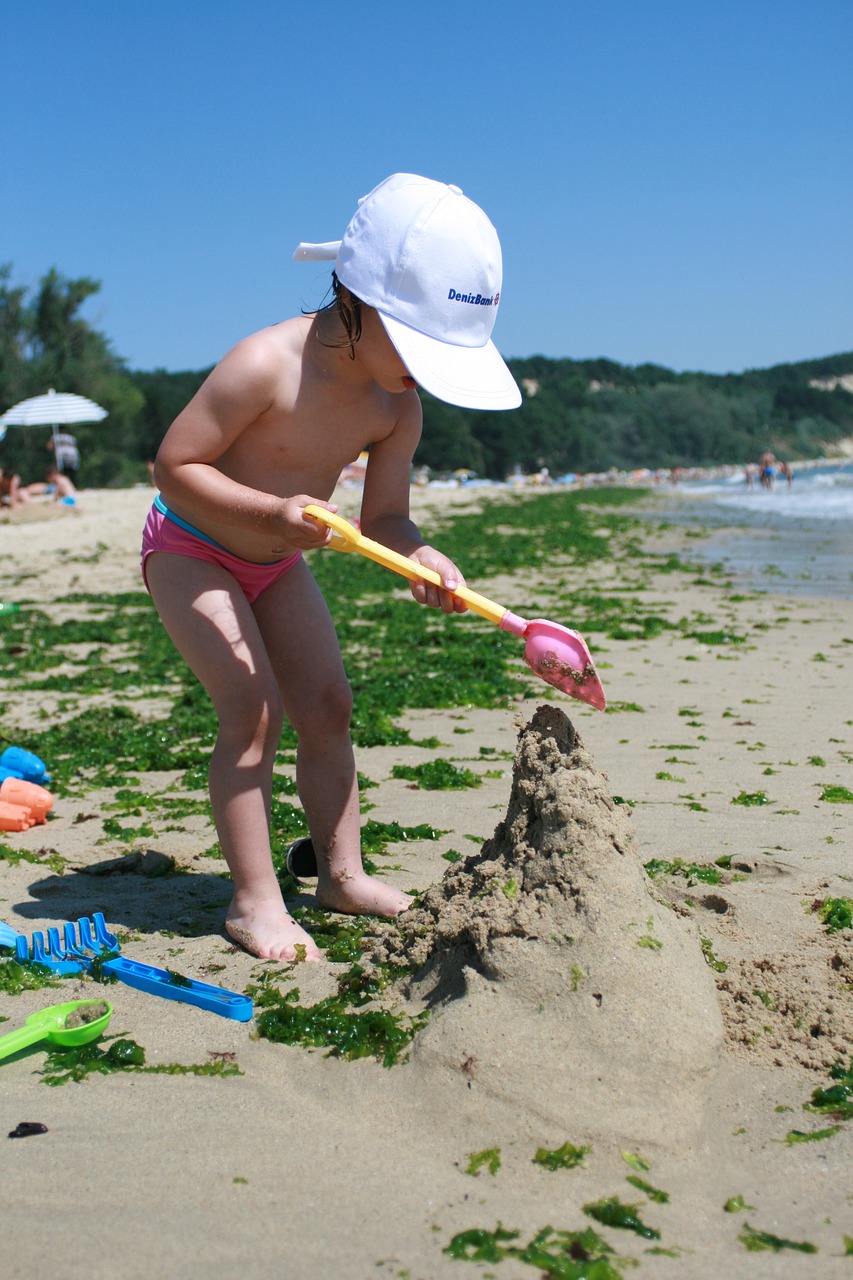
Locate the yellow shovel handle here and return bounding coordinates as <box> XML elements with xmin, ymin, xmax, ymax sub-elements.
<box><xmin>304</xmin><ymin>505</ymin><xmax>507</xmax><ymax>627</ymax></box>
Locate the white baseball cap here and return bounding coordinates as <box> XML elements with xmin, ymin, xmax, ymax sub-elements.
<box><xmin>293</xmin><ymin>173</ymin><xmax>521</xmax><ymax>411</ymax></box>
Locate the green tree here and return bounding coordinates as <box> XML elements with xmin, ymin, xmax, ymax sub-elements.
<box><xmin>0</xmin><ymin>266</ymin><xmax>144</xmax><ymax>486</ymax></box>
<box><xmin>0</xmin><ymin>265</ymin><xmax>29</xmax><ymax>408</ymax></box>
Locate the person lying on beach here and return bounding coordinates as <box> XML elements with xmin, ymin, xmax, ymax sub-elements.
<box><xmin>25</xmin><ymin>466</ymin><xmax>78</xmax><ymax>504</ymax></box>
<box><xmin>142</xmin><ymin>173</ymin><xmax>520</xmax><ymax>961</ymax></box>
<box><xmin>0</xmin><ymin>466</ymin><xmax>29</xmax><ymax>509</ymax></box>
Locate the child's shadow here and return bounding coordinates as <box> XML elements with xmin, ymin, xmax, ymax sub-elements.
<box><xmin>15</xmin><ymin>850</ymin><xmax>239</xmax><ymax>940</ymax></box>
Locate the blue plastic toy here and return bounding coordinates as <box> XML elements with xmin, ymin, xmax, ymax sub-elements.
<box><xmin>0</xmin><ymin>746</ymin><xmax>50</xmax><ymax>785</ymax></box>
<box><xmin>8</xmin><ymin>912</ymin><xmax>253</xmax><ymax>1022</ymax></box>
<box><xmin>0</xmin><ymin>919</ymin><xmax>79</xmax><ymax>973</ymax></box>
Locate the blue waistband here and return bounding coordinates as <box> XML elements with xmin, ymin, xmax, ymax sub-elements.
<box><xmin>153</xmin><ymin>493</ymin><xmax>283</xmax><ymax>565</ymax></box>
<box><xmin>154</xmin><ymin>493</ymin><xmax>226</xmax><ymax>549</ymax></box>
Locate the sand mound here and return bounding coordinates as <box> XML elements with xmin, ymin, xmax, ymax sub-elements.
<box><xmin>716</xmin><ymin>948</ymin><xmax>853</xmax><ymax>1071</ymax></box>
<box><xmin>372</xmin><ymin>704</ymin><xmax>724</xmax><ymax>1148</ymax></box>
<box><xmin>645</xmin><ymin>862</ymin><xmax>853</xmax><ymax>1072</ymax></box>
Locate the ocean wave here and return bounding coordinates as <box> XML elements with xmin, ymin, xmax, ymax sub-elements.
<box><xmin>680</xmin><ymin>462</ymin><xmax>853</xmax><ymax>521</ymax></box>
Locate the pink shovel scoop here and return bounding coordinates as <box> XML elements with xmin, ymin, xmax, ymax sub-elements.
<box><xmin>305</xmin><ymin>506</ymin><xmax>606</xmax><ymax>711</ymax></box>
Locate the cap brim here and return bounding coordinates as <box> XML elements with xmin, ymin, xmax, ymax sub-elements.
<box><xmin>379</xmin><ymin>313</ymin><xmax>521</xmax><ymax>411</ymax></box>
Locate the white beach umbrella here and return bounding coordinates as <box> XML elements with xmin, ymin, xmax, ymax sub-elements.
<box><xmin>0</xmin><ymin>388</ymin><xmax>108</xmax><ymax>428</ymax></box>
<box><xmin>0</xmin><ymin>388</ymin><xmax>108</xmax><ymax>470</ymax></box>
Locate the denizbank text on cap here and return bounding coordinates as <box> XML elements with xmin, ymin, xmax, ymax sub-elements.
<box><xmin>448</xmin><ymin>289</ymin><xmax>500</xmax><ymax>307</ymax></box>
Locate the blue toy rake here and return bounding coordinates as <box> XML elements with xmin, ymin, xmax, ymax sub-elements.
<box><xmin>1</xmin><ymin>912</ymin><xmax>253</xmax><ymax>1022</ymax></box>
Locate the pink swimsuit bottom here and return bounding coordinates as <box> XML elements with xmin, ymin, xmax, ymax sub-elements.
<box><xmin>141</xmin><ymin>497</ymin><xmax>302</xmax><ymax>605</ymax></box>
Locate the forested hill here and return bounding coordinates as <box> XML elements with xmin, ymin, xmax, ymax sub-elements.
<box><xmin>128</xmin><ymin>349</ymin><xmax>853</xmax><ymax>484</ymax></box>
<box><xmin>2</xmin><ymin>268</ymin><xmax>851</xmax><ymax>487</ymax></box>
<box><xmin>416</xmin><ymin>351</ymin><xmax>853</xmax><ymax>479</ymax></box>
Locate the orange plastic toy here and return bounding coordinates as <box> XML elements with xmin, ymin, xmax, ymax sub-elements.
<box><xmin>0</xmin><ymin>801</ymin><xmax>36</xmax><ymax>831</ymax></box>
<box><xmin>0</xmin><ymin>777</ymin><xmax>53</xmax><ymax>823</ymax></box>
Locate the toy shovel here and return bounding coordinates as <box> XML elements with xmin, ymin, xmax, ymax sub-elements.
<box><xmin>304</xmin><ymin>506</ymin><xmax>606</xmax><ymax>710</ymax></box>
<box><xmin>0</xmin><ymin>999</ymin><xmax>112</xmax><ymax>1062</ymax></box>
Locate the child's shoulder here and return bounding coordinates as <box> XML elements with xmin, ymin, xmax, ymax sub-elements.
<box><xmin>214</xmin><ymin>318</ymin><xmax>310</xmax><ymax>388</ymax></box>
<box><xmin>228</xmin><ymin>316</ymin><xmax>308</xmax><ymax>362</ymax></box>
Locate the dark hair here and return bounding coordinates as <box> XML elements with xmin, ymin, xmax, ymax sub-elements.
<box><xmin>314</xmin><ymin>272</ymin><xmax>363</xmax><ymax>360</ymax></box>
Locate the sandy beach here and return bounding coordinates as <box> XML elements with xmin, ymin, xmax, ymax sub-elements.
<box><xmin>2</xmin><ymin>483</ymin><xmax>852</xmax><ymax>1278</ymax></box>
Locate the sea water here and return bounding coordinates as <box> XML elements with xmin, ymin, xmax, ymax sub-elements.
<box><xmin>681</xmin><ymin>460</ymin><xmax>853</xmax><ymax>522</ymax></box>
<box><xmin>666</xmin><ymin>461</ymin><xmax>853</xmax><ymax>600</ymax></box>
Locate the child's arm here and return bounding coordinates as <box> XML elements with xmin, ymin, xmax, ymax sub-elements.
<box><xmin>153</xmin><ymin>332</ymin><xmax>335</xmax><ymax>550</ymax></box>
<box><xmin>359</xmin><ymin>399</ymin><xmax>467</xmax><ymax>615</ymax></box>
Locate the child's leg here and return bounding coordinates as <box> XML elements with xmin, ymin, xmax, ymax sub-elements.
<box><xmin>145</xmin><ymin>552</ymin><xmax>322</xmax><ymax>962</ymax></box>
<box><xmin>252</xmin><ymin>560</ymin><xmax>412</xmax><ymax>918</ymax></box>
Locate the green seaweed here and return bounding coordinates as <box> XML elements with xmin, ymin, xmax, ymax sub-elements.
<box><xmin>0</xmin><ymin>844</ymin><xmax>69</xmax><ymax>874</ymax></box>
<box><xmin>738</xmin><ymin>1223</ymin><xmax>817</xmax><ymax>1254</ymax></box>
<box><xmin>0</xmin><ymin>957</ymin><xmax>61</xmax><ymax>994</ymax></box>
<box><xmin>814</xmin><ymin>897</ymin><xmax>853</xmax><ymax>933</ymax></box>
<box><xmin>643</xmin><ymin>857</ymin><xmax>723</xmax><ymax>885</ymax></box>
<box><xmin>731</xmin><ymin>790</ymin><xmax>771</xmax><ymax>806</ymax></box>
<box><xmin>783</xmin><ymin>1126</ymin><xmax>843</xmax><ymax>1145</ymax></box>
<box><xmin>699</xmin><ymin>936</ymin><xmax>728</xmax><ymax>972</ymax></box>
<box><xmin>390</xmin><ymin>758</ymin><xmax>481</xmax><ymax>789</ymax></box>
<box><xmin>620</xmin><ymin>1151</ymin><xmax>650</xmax><ymax>1172</ymax></box>
<box><xmin>359</xmin><ymin>819</ymin><xmax>444</xmax><ymax>859</ymax></box>
<box><xmin>689</xmin><ymin>629</ymin><xmax>743</xmax><ymax>646</ymax></box>
<box><xmin>41</xmin><ymin>1037</ymin><xmax>148</xmax><ymax>1083</ymax></box>
<box><xmin>533</xmin><ymin>1142</ymin><xmax>591</xmax><ymax>1171</ymax></box>
<box><xmin>723</xmin><ymin>1195</ymin><xmax>755</xmax><ymax>1214</ymax></box>
<box><xmin>445</xmin><ymin>1223</ymin><xmax>519</xmax><ymax>1264</ymax></box>
<box><xmin>444</xmin><ymin>1222</ymin><xmax>623</xmax><ymax>1278</ymax></box>
<box><xmin>100</xmin><ymin>816</ymin><xmax>155</xmax><ymax>841</ymax></box>
<box><xmin>569</xmin><ymin>964</ymin><xmax>586</xmax><ymax>991</ymax></box>
<box><xmin>805</xmin><ymin>1058</ymin><xmax>853</xmax><ymax>1122</ymax></box>
<box><xmin>87</xmin><ymin>949</ymin><xmax>121</xmax><ymax>983</ymax></box>
<box><xmin>625</xmin><ymin>1175</ymin><xmax>669</xmax><ymax>1203</ymax></box>
<box><xmin>465</xmin><ymin>1147</ymin><xmax>501</xmax><ymax>1176</ymax></box>
<box><xmin>250</xmin><ymin>965</ymin><xmax>427</xmax><ymax>1067</ymax></box>
<box><xmin>165</xmin><ymin>969</ymin><xmax>193</xmax><ymax>988</ymax></box>
<box><xmin>820</xmin><ymin>785</ymin><xmax>853</xmax><ymax>803</ymax></box>
<box><xmin>40</xmin><ymin>1034</ymin><xmax>243</xmax><ymax>1085</ymax></box>
<box><xmin>582</xmin><ymin>1196</ymin><xmax>660</xmax><ymax>1239</ymax></box>
<box><xmin>291</xmin><ymin>913</ymin><xmax>367</xmax><ymax>965</ymax></box>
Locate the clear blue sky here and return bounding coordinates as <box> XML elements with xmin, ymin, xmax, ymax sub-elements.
<box><xmin>3</xmin><ymin>1</ymin><xmax>851</xmax><ymax>376</ymax></box>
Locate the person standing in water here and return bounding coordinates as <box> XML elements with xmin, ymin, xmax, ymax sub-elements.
<box><xmin>142</xmin><ymin>174</ymin><xmax>521</xmax><ymax>961</ymax></box>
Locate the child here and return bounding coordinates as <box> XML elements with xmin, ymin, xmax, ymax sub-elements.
<box><xmin>143</xmin><ymin>173</ymin><xmax>520</xmax><ymax>961</ymax></box>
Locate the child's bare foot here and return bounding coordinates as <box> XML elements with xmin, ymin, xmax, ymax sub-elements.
<box><xmin>316</xmin><ymin>871</ymin><xmax>412</xmax><ymax>918</ymax></box>
<box><xmin>225</xmin><ymin>892</ymin><xmax>322</xmax><ymax>962</ymax></box>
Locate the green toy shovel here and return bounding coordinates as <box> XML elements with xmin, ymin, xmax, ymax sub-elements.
<box><xmin>0</xmin><ymin>999</ymin><xmax>113</xmax><ymax>1061</ymax></box>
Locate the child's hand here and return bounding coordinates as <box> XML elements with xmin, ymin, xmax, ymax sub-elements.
<box><xmin>283</xmin><ymin>496</ymin><xmax>339</xmax><ymax>549</ymax></box>
<box><xmin>408</xmin><ymin>546</ymin><xmax>468</xmax><ymax>615</ymax></box>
